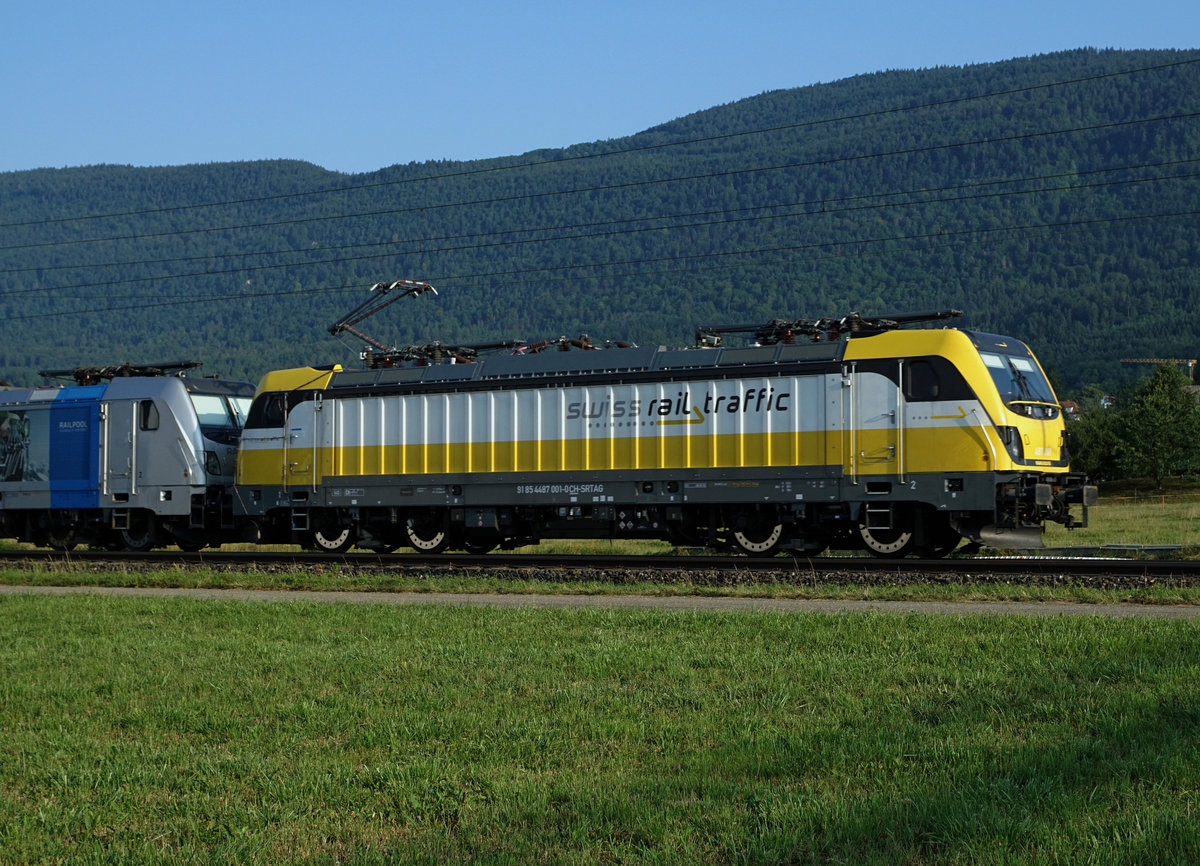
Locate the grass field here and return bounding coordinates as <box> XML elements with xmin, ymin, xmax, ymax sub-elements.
<box><xmin>1</xmin><ymin>594</ymin><xmax>1197</xmax><ymax>864</ymax></box>
<box><xmin>1044</xmin><ymin>491</ymin><xmax>1200</xmax><ymax>551</ymax></box>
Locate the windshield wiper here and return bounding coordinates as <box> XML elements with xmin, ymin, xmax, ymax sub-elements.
<box><xmin>1007</xmin><ymin>360</ymin><xmax>1036</xmax><ymax>400</ymax></box>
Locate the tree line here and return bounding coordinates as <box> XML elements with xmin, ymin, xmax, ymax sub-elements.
<box><xmin>1068</xmin><ymin>364</ymin><xmax>1200</xmax><ymax>485</ymax></box>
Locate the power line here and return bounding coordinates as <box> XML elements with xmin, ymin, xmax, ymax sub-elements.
<box><xmin>4</xmin><ymin>153</ymin><xmax>1195</xmax><ymax>278</ymax></box>
<box><xmin>2</xmin><ymin>54</ymin><xmax>1196</xmax><ymax>235</ymax></box>
<box><xmin>2</xmin><ymin>56</ymin><xmax>1198</xmax><ymax>329</ymax></box>
<box><xmin>7</xmin><ymin>207</ymin><xmax>1196</xmax><ymax>323</ymax></box>
<box><xmin>423</xmin><ymin>209</ymin><xmax>1200</xmax><ymax>289</ymax></box>
<box><xmin>2</xmin><ymin>109</ymin><xmax>1196</xmax><ymax>258</ymax></box>
<box><xmin>4</xmin><ymin>158</ymin><xmax>1197</xmax><ymax>299</ymax></box>
<box><xmin>433</xmin><ymin>210</ymin><xmax>1200</xmax><ymax>302</ymax></box>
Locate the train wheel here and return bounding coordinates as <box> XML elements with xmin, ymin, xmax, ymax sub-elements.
<box><xmin>42</xmin><ymin>524</ymin><xmax>78</xmax><ymax>551</ymax></box>
<box><xmin>120</xmin><ymin>513</ymin><xmax>158</xmax><ymax>552</ymax></box>
<box><xmin>914</xmin><ymin>510</ymin><xmax>962</xmax><ymax>559</ymax></box>
<box><xmin>732</xmin><ymin>522</ymin><xmax>786</xmax><ymax>556</ymax></box>
<box><xmin>463</xmin><ymin>538</ymin><xmax>499</xmax><ymax>554</ymax></box>
<box><xmin>858</xmin><ymin>507</ymin><xmax>915</xmax><ymax>558</ymax></box>
<box><xmin>406</xmin><ymin>517</ymin><xmax>451</xmax><ymax>553</ymax></box>
<box><xmin>311</xmin><ymin>526</ymin><xmax>356</xmax><ymax>554</ymax></box>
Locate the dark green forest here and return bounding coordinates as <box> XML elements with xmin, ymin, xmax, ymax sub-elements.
<box><xmin>2</xmin><ymin>48</ymin><xmax>1199</xmax><ymax>394</ymax></box>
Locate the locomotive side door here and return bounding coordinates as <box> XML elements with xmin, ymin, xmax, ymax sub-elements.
<box><xmin>310</xmin><ymin>394</ymin><xmax>331</xmax><ymax>492</ymax></box>
<box><xmin>103</xmin><ymin>398</ymin><xmax>167</xmax><ymax>502</ymax></box>
<box><xmin>284</xmin><ymin>396</ymin><xmax>318</xmax><ymax>490</ymax></box>
<box><xmin>102</xmin><ymin>398</ymin><xmax>135</xmax><ymax>499</ymax></box>
<box><xmin>840</xmin><ymin>362</ymin><xmax>901</xmax><ymax>483</ymax></box>
<box><xmin>250</xmin><ymin>392</ymin><xmax>300</xmax><ymax>491</ymax></box>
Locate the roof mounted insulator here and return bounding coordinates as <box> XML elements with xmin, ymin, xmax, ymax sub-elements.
<box><xmin>39</xmin><ymin>361</ymin><xmax>204</xmax><ymax>385</ymax></box>
<box><xmin>694</xmin><ymin>309</ymin><xmax>963</xmax><ymax>347</ymax></box>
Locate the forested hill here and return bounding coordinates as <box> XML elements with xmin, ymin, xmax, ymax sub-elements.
<box><xmin>2</xmin><ymin>47</ymin><xmax>1199</xmax><ymax>393</ymax></box>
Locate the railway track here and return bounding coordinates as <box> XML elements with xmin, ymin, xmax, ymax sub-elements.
<box><xmin>2</xmin><ymin>548</ymin><xmax>1199</xmax><ymax>587</ymax></box>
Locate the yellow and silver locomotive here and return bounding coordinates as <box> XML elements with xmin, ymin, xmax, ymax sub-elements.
<box><xmin>235</xmin><ymin>290</ymin><xmax>1095</xmax><ymax>557</ymax></box>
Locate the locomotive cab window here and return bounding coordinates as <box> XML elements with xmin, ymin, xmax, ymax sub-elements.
<box><xmin>901</xmin><ymin>357</ymin><xmax>971</xmax><ymax>402</ymax></box>
<box><xmin>245</xmin><ymin>391</ymin><xmax>314</xmax><ymax>429</ymax></box>
<box><xmin>229</xmin><ymin>395</ymin><xmax>251</xmax><ymax>429</ymax></box>
<box><xmin>904</xmin><ymin>361</ymin><xmax>940</xmax><ymax>400</ymax></box>
<box><xmin>138</xmin><ymin>399</ymin><xmax>159</xmax><ymax>431</ymax></box>
<box><xmin>191</xmin><ymin>393</ymin><xmax>253</xmax><ymax>444</ymax></box>
<box><xmin>247</xmin><ymin>393</ymin><xmax>287</xmax><ymax>428</ymax></box>
<box><xmin>265</xmin><ymin>395</ymin><xmax>284</xmax><ymax>427</ymax></box>
<box><xmin>979</xmin><ymin>352</ymin><xmax>1060</xmax><ymax>419</ymax></box>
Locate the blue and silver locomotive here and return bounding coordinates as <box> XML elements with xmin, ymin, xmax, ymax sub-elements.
<box><xmin>0</xmin><ymin>363</ymin><xmax>254</xmax><ymax>550</ymax></box>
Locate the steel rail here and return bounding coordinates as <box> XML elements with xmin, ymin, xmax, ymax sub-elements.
<box><xmin>2</xmin><ymin>548</ymin><xmax>1198</xmax><ymax>583</ymax></box>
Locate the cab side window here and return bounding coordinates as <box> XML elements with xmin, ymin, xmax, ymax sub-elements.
<box><xmin>139</xmin><ymin>399</ymin><xmax>160</xmax><ymax>431</ymax></box>
<box><xmin>904</xmin><ymin>360</ymin><xmax>940</xmax><ymax>401</ymax></box>
<box><xmin>245</xmin><ymin>391</ymin><xmax>318</xmax><ymax>428</ymax></box>
<box><xmin>246</xmin><ymin>393</ymin><xmax>287</xmax><ymax>429</ymax></box>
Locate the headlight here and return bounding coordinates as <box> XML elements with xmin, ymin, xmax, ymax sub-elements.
<box><xmin>997</xmin><ymin>426</ymin><xmax>1024</xmax><ymax>461</ymax></box>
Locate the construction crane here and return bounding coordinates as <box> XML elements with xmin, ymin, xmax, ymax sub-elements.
<box><xmin>1120</xmin><ymin>358</ymin><xmax>1198</xmax><ymax>381</ymax></box>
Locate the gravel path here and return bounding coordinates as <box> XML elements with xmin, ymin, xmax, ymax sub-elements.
<box><xmin>3</xmin><ymin>583</ymin><xmax>1198</xmax><ymax>618</ymax></box>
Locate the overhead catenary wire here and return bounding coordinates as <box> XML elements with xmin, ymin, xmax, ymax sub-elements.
<box><xmin>1</xmin><ymin>54</ymin><xmax>1196</xmax><ymax>233</ymax></box>
<box><xmin>2</xmin><ymin>156</ymin><xmax>1196</xmax><ymax>286</ymax></box>
<box><xmin>1</xmin><ymin>56</ymin><xmax>1198</xmax><ymax>325</ymax></box>
<box><xmin>2</xmin><ymin>161</ymin><xmax>1198</xmax><ymax>304</ymax></box>
<box><xmin>6</xmin><ymin>207</ymin><xmax>1197</xmax><ymax>322</ymax></box>
<box><xmin>2</xmin><ymin>109</ymin><xmax>1196</xmax><ymax>257</ymax></box>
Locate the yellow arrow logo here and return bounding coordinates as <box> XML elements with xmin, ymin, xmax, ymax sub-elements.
<box><xmin>657</xmin><ymin>407</ymin><xmax>706</xmax><ymax>426</ymax></box>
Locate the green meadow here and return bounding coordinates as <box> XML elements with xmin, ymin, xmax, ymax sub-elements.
<box><xmin>1</xmin><ymin>593</ymin><xmax>1197</xmax><ymax>864</ymax></box>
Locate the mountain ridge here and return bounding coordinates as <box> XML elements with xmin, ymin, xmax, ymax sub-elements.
<box><xmin>2</xmin><ymin>47</ymin><xmax>1198</xmax><ymax>393</ymax></box>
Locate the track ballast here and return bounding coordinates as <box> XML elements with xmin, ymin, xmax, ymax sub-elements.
<box><xmin>2</xmin><ymin>549</ymin><xmax>1198</xmax><ymax>590</ymax></box>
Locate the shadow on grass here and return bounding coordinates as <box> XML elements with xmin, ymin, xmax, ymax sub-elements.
<box><xmin>742</xmin><ymin>659</ymin><xmax>1200</xmax><ymax>862</ymax></box>
<box><xmin>796</xmin><ymin>705</ymin><xmax>1197</xmax><ymax>863</ymax></box>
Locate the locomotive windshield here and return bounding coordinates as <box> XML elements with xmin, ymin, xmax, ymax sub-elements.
<box><xmin>978</xmin><ymin>351</ymin><xmax>1060</xmax><ymax>419</ymax></box>
<box><xmin>189</xmin><ymin>393</ymin><xmax>253</xmax><ymax>444</ymax></box>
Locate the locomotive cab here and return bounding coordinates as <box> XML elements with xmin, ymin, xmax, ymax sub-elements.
<box><xmin>972</xmin><ymin>333</ymin><xmax>1065</xmax><ymax>465</ymax></box>
<box><xmin>962</xmin><ymin>332</ymin><xmax>1096</xmax><ymax>548</ymax></box>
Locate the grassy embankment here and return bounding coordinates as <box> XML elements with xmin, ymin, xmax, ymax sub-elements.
<box><xmin>2</xmin><ymin>483</ymin><xmax>1197</xmax><ymax>862</ymax></box>
<box><xmin>1</xmin><ymin>594</ymin><xmax>1197</xmax><ymax>864</ymax></box>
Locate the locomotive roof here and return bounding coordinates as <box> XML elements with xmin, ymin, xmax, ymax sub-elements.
<box><xmin>0</xmin><ymin>375</ymin><xmax>254</xmax><ymax>407</ymax></box>
<box><xmin>324</xmin><ymin>339</ymin><xmax>850</xmax><ymax>392</ymax></box>
<box><xmin>258</xmin><ymin>321</ymin><xmax>1020</xmax><ymax>397</ymax></box>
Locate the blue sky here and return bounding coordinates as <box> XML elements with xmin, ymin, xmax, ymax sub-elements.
<box><xmin>2</xmin><ymin>0</ymin><xmax>1197</xmax><ymax>175</ymax></box>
